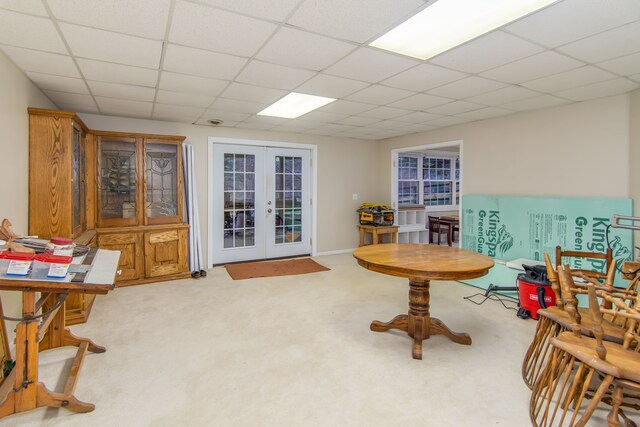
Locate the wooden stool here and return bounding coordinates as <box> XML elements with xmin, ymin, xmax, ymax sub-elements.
<box><xmin>358</xmin><ymin>225</ymin><xmax>399</xmax><ymax>247</ymax></box>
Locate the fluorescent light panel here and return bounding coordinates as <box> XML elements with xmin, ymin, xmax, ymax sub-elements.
<box><xmin>258</xmin><ymin>92</ymin><xmax>335</xmax><ymax>119</ymax></box>
<box><xmin>370</xmin><ymin>0</ymin><xmax>559</xmax><ymax>60</ymax></box>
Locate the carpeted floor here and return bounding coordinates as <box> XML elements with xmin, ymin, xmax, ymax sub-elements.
<box><xmin>0</xmin><ymin>253</ymin><xmax>627</xmax><ymax>426</ymax></box>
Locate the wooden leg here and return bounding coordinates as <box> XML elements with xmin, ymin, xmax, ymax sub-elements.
<box><xmin>391</xmin><ymin>232</ymin><xmax>397</xmax><ymax>243</ymax></box>
<box><xmin>448</xmin><ymin>225</ymin><xmax>453</xmax><ymax>246</ymax></box>
<box><xmin>62</xmin><ymin>329</ymin><xmax>106</xmax><ymax>354</ymax></box>
<box><xmin>370</xmin><ymin>315</ymin><xmax>408</xmax><ymax>332</ymax></box>
<box><xmin>36</xmin><ymin>382</ymin><xmax>94</xmax><ymax>413</ymax></box>
<box><xmin>372</xmin><ymin>229</ymin><xmax>379</xmax><ymax>245</ymax></box>
<box><xmin>359</xmin><ymin>228</ymin><xmax>365</xmax><ymax>247</ymax></box>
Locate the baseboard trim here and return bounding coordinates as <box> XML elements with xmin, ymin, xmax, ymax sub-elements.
<box><xmin>315</xmin><ymin>248</ymin><xmax>357</xmax><ymax>257</ymax></box>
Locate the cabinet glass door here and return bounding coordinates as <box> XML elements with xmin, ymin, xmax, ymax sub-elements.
<box><xmin>98</xmin><ymin>138</ymin><xmax>138</xmax><ymax>226</ymax></box>
<box><xmin>71</xmin><ymin>124</ymin><xmax>86</xmax><ymax>237</ymax></box>
<box><xmin>144</xmin><ymin>141</ymin><xmax>182</xmax><ymax>224</ymax></box>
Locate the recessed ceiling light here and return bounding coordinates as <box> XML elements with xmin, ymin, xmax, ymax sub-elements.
<box><xmin>208</xmin><ymin>119</ymin><xmax>224</xmax><ymax>126</ymax></box>
<box><xmin>258</xmin><ymin>92</ymin><xmax>336</xmax><ymax>119</ymax></box>
<box><xmin>370</xmin><ymin>0</ymin><xmax>559</xmax><ymax>60</ymax></box>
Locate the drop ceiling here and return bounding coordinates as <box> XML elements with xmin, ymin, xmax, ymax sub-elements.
<box><xmin>1</xmin><ymin>0</ymin><xmax>639</xmax><ymax>140</ymax></box>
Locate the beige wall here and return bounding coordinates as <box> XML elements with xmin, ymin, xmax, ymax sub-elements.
<box><xmin>79</xmin><ymin>113</ymin><xmax>380</xmax><ymax>259</ymax></box>
<box><xmin>630</xmin><ymin>89</ymin><xmax>640</xmax><ymax>246</ymax></box>
<box><xmin>378</xmin><ymin>95</ymin><xmax>631</xmax><ymax>202</ymax></box>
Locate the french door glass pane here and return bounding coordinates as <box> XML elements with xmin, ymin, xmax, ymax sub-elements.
<box><xmin>223</xmin><ymin>153</ymin><xmax>256</xmax><ymax>249</ymax></box>
<box><xmin>275</xmin><ymin>155</ymin><xmax>303</xmax><ymax>244</ymax></box>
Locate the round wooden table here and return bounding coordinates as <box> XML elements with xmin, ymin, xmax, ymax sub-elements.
<box><xmin>353</xmin><ymin>243</ymin><xmax>494</xmax><ymax>360</ymax></box>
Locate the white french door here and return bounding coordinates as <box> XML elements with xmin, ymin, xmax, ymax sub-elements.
<box><xmin>211</xmin><ymin>144</ymin><xmax>311</xmax><ymax>264</ymax></box>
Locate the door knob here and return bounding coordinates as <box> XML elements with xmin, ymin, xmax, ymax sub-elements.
<box><xmin>267</xmin><ymin>208</ymin><xmax>272</xmax><ymax>213</ymax></box>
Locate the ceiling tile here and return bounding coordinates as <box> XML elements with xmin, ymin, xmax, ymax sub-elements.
<box><xmin>256</xmin><ymin>27</ymin><xmax>356</xmax><ymax>71</ymax></box>
<box><xmin>47</xmin><ymin>0</ymin><xmax>171</xmax><ymax>39</ymax></box>
<box><xmin>480</xmin><ymin>51</ymin><xmax>584</xmax><ymax>84</ymax></box>
<box><xmin>44</xmin><ymin>90</ymin><xmax>96</xmax><ymax>107</ymax></box>
<box><xmin>296</xmin><ymin>110</ymin><xmax>343</xmax><ymax>123</ymax></box>
<box><xmin>76</xmin><ymin>59</ymin><xmax>158</xmax><ymax>87</ymax></box>
<box><xmin>399</xmin><ymin>123</ymin><xmax>437</xmax><ymax>133</ymax></box>
<box><xmin>243</xmin><ymin>115</ymin><xmax>290</xmax><ymax>126</ymax></box>
<box><xmin>95</xmin><ymin>97</ymin><xmax>153</xmax><ymax>118</ymax></box>
<box><xmin>170</xmin><ymin>1</ymin><xmax>277</xmax><ymax>57</ymax></box>
<box><xmin>88</xmin><ymin>81</ymin><xmax>155</xmax><ymax>102</ymax></box>
<box><xmin>430</xmin><ymin>31</ymin><xmax>544</xmax><ymax>74</ymax></box>
<box><xmin>368</xmin><ymin>119</ymin><xmax>411</xmax><ymax>130</ymax></box>
<box><xmin>345</xmin><ymin>85</ymin><xmax>414</xmax><ymax>105</ymax></box>
<box><xmin>159</xmin><ymin>72</ymin><xmax>228</xmax><ymax>97</ymax></box>
<box><xmin>457</xmin><ymin>107</ymin><xmax>514</xmax><ymax>120</ymax></box>
<box><xmin>0</xmin><ymin>0</ymin><xmax>48</xmax><ymax>16</ymax></box>
<box><xmin>557</xmin><ymin>21</ymin><xmax>640</xmax><ymax>64</ymax></box>
<box><xmin>505</xmin><ymin>0</ymin><xmax>640</xmax><ymax>48</ymax></box>
<box><xmin>1</xmin><ymin>46</ymin><xmax>79</xmax><ymax>77</ymax></box>
<box><xmin>630</xmin><ymin>73</ymin><xmax>640</xmax><ymax>83</ymax></box>
<box><xmin>152</xmin><ymin>104</ymin><xmax>205</xmax><ymax>122</ymax></box>
<box><xmin>389</xmin><ymin>93</ymin><xmax>452</xmax><ymax>110</ymax></box>
<box><xmin>209</xmin><ymin>98</ymin><xmax>266</xmax><ymax>114</ymax></box>
<box><xmin>220</xmin><ymin>82</ymin><xmax>286</xmax><ymax>104</ymax></box>
<box><xmin>357</xmin><ymin>106</ymin><xmax>413</xmax><ymax>119</ymax></box>
<box><xmin>522</xmin><ymin>66</ymin><xmax>617</xmax><ymax>93</ymax></box>
<box><xmin>394</xmin><ymin>111</ymin><xmax>443</xmax><ymax>123</ymax></box>
<box><xmin>428</xmin><ymin>77</ymin><xmax>508</xmax><ymax>99</ymax></box>
<box><xmin>294</xmin><ymin>74</ymin><xmax>369</xmax><ymax>98</ymax></box>
<box><xmin>325</xmin><ymin>47</ymin><xmax>419</xmax><ymax>83</ymax></box>
<box><xmin>271</xmin><ymin>120</ymin><xmax>319</xmax><ymax>132</ymax></box>
<box><xmin>316</xmin><ymin>100</ymin><xmax>376</xmax><ymax>115</ymax></box>
<box><xmin>189</xmin><ymin>0</ymin><xmax>300</xmax><ymax>21</ymax></box>
<box><xmin>500</xmin><ymin>94</ymin><xmax>571</xmax><ymax>112</ymax></box>
<box><xmin>162</xmin><ymin>44</ymin><xmax>247</xmax><ymax>81</ymax></box>
<box><xmin>59</xmin><ymin>23</ymin><xmax>163</xmax><ymax>68</ymax></box>
<box><xmin>554</xmin><ymin>78</ymin><xmax>640</xmax><ymax>101</ymax></box>
<box><xmin>202</xmin><ymin>109</ymin><xmax>251</xmax><ymax>123</ymax></box>
<box><xmin>236</xmin><ymin>60</ymin><xmax>316</xmax><ymax>90</ymax></box>
<box><xmin>598</xmin><ymin>52</ymin><xmax>640</xmax><ymax>76</ymax></box>
<box><xmin>235</xmin><ymin>121</ymin><xmax>277</xmax><ymax>131</ymax></box>
<box><xmin>26</xmin><ymin>71</ymin><xmax>88</xmax><ymax>94</ymax></box>
<box><xmin>58</xmin><ymin>103</ymin><xmax>100</xmax><ymax>114</ymax></box>
<box><xmin>427</xmin><ymin>101</ymin><xmax>485</xmax><ymax>116</ymax></box>
<box><xmin>0</xmin><ymin>10</ymin><xmax>66</xmax><ymax>53</ymax></box>
<box><xmin>337</xmin><ymin>116</ymin><xmax>380</xmax><ymax>126</ymax></box>
<box><xmin>287</xmin><ymin>0</ymin><xmax>424</xmax><ymax>43</ymax></box>
<box><xmin>381</xmin><ymin>64</ymin><xmax>468</xmax><ymax>92</ymax></box>
<box><xmin>467</xmin><ymin>86</ymin><xmax>541</xmax><ymax>106</ymax></box>
<box><xmin>156</xmin><ymin>90</ymin><xmax>215</xmax><ymax>108</ymax></box>
<box><xmin>427</xmin><ymin>116</ymin><xmax>471</xmax><ymax>127</ymax></box>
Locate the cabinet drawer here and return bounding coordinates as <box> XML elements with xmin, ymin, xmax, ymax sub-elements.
<box><xmin>97</xmin><ymin>232</ymin><xmax>144</xmax><ymax>282</ymax></box>
<box><xmin>144</xmin><ymin>228</ymin><xmax>188</xmax><ymax>278</ymax></box>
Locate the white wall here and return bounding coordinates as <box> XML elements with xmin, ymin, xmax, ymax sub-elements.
<box><xmin>629</xmin><ymin>89</ymin><xmax>640</xmax><ymax>246</ymax></box>
<box><xmin>378</xmin><ymin>95</ymin><xmax>631</xmax><ymax>202</ymax></box>
<box><xmin>78</xmin><ymin>113</ymin><xmax>380</xmax><ymax>260</ymax></box>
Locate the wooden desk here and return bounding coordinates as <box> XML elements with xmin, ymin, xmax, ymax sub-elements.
<box><xmin>358</xmin><ymin>225</ymin><xmax>399</xmax><ymax>247</ymax></box>
<box><xmin>439</xmin><ymin>216</ymin><xmax>459</xmax><ymax>246</ymax></box>
<box><xmin>353</xmin><ymin>244</ymin><xmax>493</xmax><ymax>359</ymax></box>
<box><xmin>0</xmin><ymin>249</ymin><xmax>119</xmax><ymax>418</ymax></box>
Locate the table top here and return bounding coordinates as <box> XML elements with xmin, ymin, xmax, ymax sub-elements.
<box><xmin>358</xmin><ymin>224</ymin><xmax>399</xmax><ymax>230</ymax></box>
<box><xmin>353</xmin><ymin>243</ymin><xmax>494</xmax><ymax>281</ymax></box>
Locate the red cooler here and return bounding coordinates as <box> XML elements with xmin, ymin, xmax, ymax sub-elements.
<box><xmin>517</xmin><ymin>264</ymin><xmax>555</xmax><ymax>320</ymax></box>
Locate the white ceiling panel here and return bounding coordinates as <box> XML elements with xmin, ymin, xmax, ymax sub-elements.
<box><xmin>76</xmin><ymin>59</ymin><xmax>158</xmax><ymax>87</ymax></box>
<box><xmin>162</xmin><ymin>44</ymin><xmax>247</xmax><ymax>81</ymax></box>
<box><xmin>428</xmin><ymin>77</ymin><xmax>508</xmax><ymax>99</ymax></box>
<box><xmin>88</xmin><ymin>81</ymin><xmax>156</xmax><ymax>102</ymax></box>
<box><xmin>294</xmin><ymin>74</ymin><xmax>369</xmax><ymax>98</ymax></box>
<box><xmin>202</xmin><ymin>109</ymin><xmax>251</xmax><ymax>123</ymax></box>
<box><xmin>170</xmin><ymin>1</ymin><xmax>277</xmax><ymax>57</ymax></box>
<box><xmin>337</xmin><ymin>116</ymin><xmax>380</xmax><ymax>126</ymax></box>
<box><xmin>243</xmin><ymin>115</ymin><xmax>292</xmax><ymax>127</ymax></box>
<box><xmin>0</xmin><ymin>10</ymin><xmax>66</xmax><ymax>53</ymax></box>
<box><xmin>501</xmin><ymin>94</ymin><xmax>571</xmax><ymax>112</ymax></box>
<box><xmin>296</xmin><ymin>110</ymin><xmax>344</xmax><ymax>124</ymax></box>
<box><xmin>557</xmin><ymin>21</ymin><xmax>640</xmax><ymax>64</ymax></box>
<box><xmin>47</xmin><ymin>0</ymin><xmax>172</xmax><ymax>40</ymax></box>
<box><xmin>481</xmin><ymin>51</ymin><xmax>584</xmax><ymax>84</ymax></box>
<box><xmin>430</xmin><ymin>31</ymin><xmax>544</xmax><ymax>74</ymax></box>
<box><xmin>26</xmin><ymin>71</ymin><xmax>88</xmax><ymax>94</ymax></box>
<box><xmin>457</xmin><ymin>107</ymin><xmax>514</xmax><ymax>121</ymax></box>
<box><xmin>345</xmin><ymin>85</ymin><xmax>414</xmax><ymax>105</ymax></box>
<box><xmin>159</xmin><ymin>72</ymin><xmax>228</xmax><ymax>97</ymax></box>
<box><xmin>0</xmin><ymin>0</ymin><xmax>48</xmax><ymax>16</ymax></box>
<box><xmin>389</xmin><ymin>93</ymin><xmax>452</xmax><ymax>111</ymax></box>
<box><xmin>271</xmin><ymin>120</ymin><xmax>319</xmax><ymax>132</ymax></box>
<box><xmin>368</xmin><ymin>119</ymin><xmax>411</xmax><ymax>130</ymax></box>
<box><xmin>235</xmin><ymin>121</ymin><xmax>277</xmax><ymax>131</ymax></box>
<box><xmin>467</xmin><ymin>86</ymin><xmax>541</xmax><ymax>106</ymax></box>
<box><xmin>44</xmin><ymin>90</ymin><xmax>96</xmax><ymax>107</ymax></box>
<box><xmin>58</xmin><ymin>103</ymin><xmax>100</xmax><ymax>114</ymax></box>
<box><xmin>427</xmin><ymin>101</ymin><xmax>484</xmax><ymax>116</ymax></box>
<box><xmin>381</xmin><ymin>64</ymin><xmax>468</xmax><ymax>92</ymax></box>
<box><xmin>522</xmin><ymin>66</ymin><xmax>617</xmax><ymax>93</ymax></box>
<box><xmin>598</xmin><ymin>52</ymin><xmax>640</xmax><ymax>76</ymax></box>
<box><xmin>630</xmin><ymin>74</ymin><xmax>640</xmax><ymax>83</ymax></box>
<box><xmin>1</xmin><ymin>46</ymin><xmax>79</xmax><ymax>77</ymax></box>
<box><xmin>189</xmin><ymin>0</ymin><xmax>301</xmax><ymax>21</ymax></box>
<box><xmin>357</xmin><ymin>106</ymin><xmax>413</xmax><ymax>120</ymax></box>
<box><xmin>287</xmin><ymin>0</ymin><xmax>424</xmax><ymax>43</ymax></box>
<box><xmin>325</xmin><ymin>48</ymin><xmax>419</xmax><ymax>83</ymax></box>
<box><xmin>427</xmin><ymin>116</ymin><xmax>471</xmax><ymax>127</ymax></box>
<box><xmin>152</xmin><ymin>104</ymin><xmax>205</xmax><ymax>122</ymax></box>
<box><xmin>555</xmin><ymin>78</ymin><xmax>639</xmax><ymax>102</ymax></box>
<box><xmin>505</xmin><ymin>0</ymin><xmax>640</xmax><ymax>48</ymax></box>
<box><xmin>156</xmin><ymin>90</ymin><xmax>215</xmax><ymax>108</ymax></box>
<box><xmin>316</xmin><ymin>100</ymin><xmax>376</xmax><ymax>115</ymax></box>
<box><xmin>236</xmin><ymin>60</ymin><xmax>315</xmax><ymax>90</ymax></box>
<box><xmin>394</xmin><ymin>111</ymin><xmax>443</xmax><ymax>123</ymax></box>
<box><xmin>398</xmin><ymin>123</ymin><xmax>437</xmax><ymax>133</ymax></box>
<box><xmin>95</xmin><ymin>97</ymin><xmax>153</xmax><ymax>118</ymax></box>
<box><xmin>209</xmin><ymin>98</ymin><xmax>266</xmax><ymax>114</ymax></box>
<box><xmin>59</xmin><ymin>23</ymin><xmax>163</xmax><ymax>68</ymax></box>
<box><xmin>256</xmin><ymin>27</ymin><xmax>355</xmax><ymax>71</ymax></box>
<box><xmin>220</xmin><ymin>82</ymin><xmax>286</xmax><ymax>104</ymax></box>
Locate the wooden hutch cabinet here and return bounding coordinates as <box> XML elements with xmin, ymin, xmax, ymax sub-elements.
<box><xmin>28</xmin><ymin>109</ymin><xmax>190</xmax><ymax>323</ymax></box>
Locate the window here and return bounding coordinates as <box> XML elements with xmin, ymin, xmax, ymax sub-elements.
<box><xmin>397</xmin><ymin>153</ymin><xmax>460</xmax><ymax>210</ymax></box>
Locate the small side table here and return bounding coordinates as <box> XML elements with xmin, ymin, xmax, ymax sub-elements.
<box><xmin>359</xmin><ymin>225</ymin><xmax>399</xmax><ymax>247</ymax></box>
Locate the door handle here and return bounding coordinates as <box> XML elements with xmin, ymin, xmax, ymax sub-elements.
<box><xmin>267</xmin><ymin>208</ymin><xmax>272</xmax><ymax>213</ymax></box>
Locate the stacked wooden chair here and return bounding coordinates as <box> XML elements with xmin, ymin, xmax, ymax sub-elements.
<box><xmin>522</xmin><ymin>247</ymin><xmax>615</xmax><ymax>390</ymax></box>
<box><xmin>530</xmin><ymin>264</ymin><xmax>640</xmax><ymax>426</ymax></box>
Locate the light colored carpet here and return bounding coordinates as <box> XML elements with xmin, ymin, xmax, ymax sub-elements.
<box><xmin>0</xmin><ymin>253</ymin><xmax>618</xmax><ymax>426</ymax></box>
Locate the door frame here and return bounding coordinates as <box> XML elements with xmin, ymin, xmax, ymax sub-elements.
<box><xmin>207</xmin><ymin>136</ymin><xmax>318</xmax><ymax>267</ymax></box>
